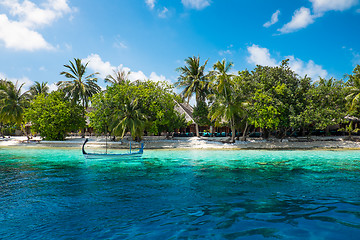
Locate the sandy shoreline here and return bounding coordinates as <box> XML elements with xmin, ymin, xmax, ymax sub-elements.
<box><xmin>1</xmin><ymin>136</ymin><xmax>360</xmax><ymax>150</ymax></box>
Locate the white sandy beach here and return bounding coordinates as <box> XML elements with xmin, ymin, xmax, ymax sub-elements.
<box><xmin>1</xmin><ymin>135</ymin><xmax>360</xmax><ymax>150</ymax></box>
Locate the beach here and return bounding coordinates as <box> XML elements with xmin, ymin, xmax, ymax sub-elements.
<box><xmin>1</xmin><ymin>135</ymin><xmax>360</xmax><ymax>150</ymax></box>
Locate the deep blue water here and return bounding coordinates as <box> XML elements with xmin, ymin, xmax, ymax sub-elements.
<box><xmin>1</xmin><ymin>147</ymin><xmax>360</xmax><ymax>239</ymax></box>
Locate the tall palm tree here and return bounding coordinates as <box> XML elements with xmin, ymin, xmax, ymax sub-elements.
<box><xmin>210</xmin><ymin>59</ymin><xmax>234</xmax><ymax>97</ymax></box>
<box><xmin>105</xmin><ymin>69</ymin><xmax>131</xmax><ymax>85</ymax></box>
<box><xmin>0</xmin><ymin>80</ymin><xmax>30</xmax><ymax>126</ymax></box>
<box><xmin>208</xmin><ymin>59</ymin><xmax>241</xmax><ymax>143</ymax></box>
<box><xmin>175</xmin><ymin>56</ymin><xmax>208</xmax><ymax>137</ymax></box>
<box><xmin>346</xmin><ymin>65</ymin><xmax>360</xmax><ymax>111</ymax></box>
<box><xmin>29</xmin><ymin>81</ymin><xmax>49</xmax><ymax>98</ymax></box>
<box><xmin>110</xmin><ymin>96</ymin><xmax>146</xmax><ymax>141</ymax></box>
<box><xmin>58</xmin><ymin>58</ymin><xmax>101</xmax><ymax>137</ymax></box>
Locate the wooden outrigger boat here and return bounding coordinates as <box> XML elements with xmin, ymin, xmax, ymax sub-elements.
<box><xmin>82</xmin><ymin>138</ymin><xmax>144</xmax><ymax>160</ymax></box>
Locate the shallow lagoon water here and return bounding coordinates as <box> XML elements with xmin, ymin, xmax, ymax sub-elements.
<box><xmin>1</xmin><ymin>147</ymin><xmax>360</xmax><ymax>239</ymax></box>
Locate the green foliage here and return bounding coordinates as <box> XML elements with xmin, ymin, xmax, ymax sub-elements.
<box><xmin>175</xmin><ymin>56</ymin><xmax>209</xmax><ymax>103</ymax></box>
<box><xmin>346</xmin><ymin>65</ymin><xmax>360</xmax><ymax>112</ymax></box>
<box><xmin>0</xmin><ymin>80</ymin><xmax>30</xmax><ymax>126</ymax></box>
<box><xmin>105</xmin><ymin>69</ymin><xmax>131</xmax><ymax>85</ymax></box>
<box><xmin>208</xmin><ymin>59</ymin><xmax>248</xmax><ymax>142</ymax></box>
<box><xmin>89</xmin><ymin>80</ymin><xmax>186</xmax><ymax>140</ymax></box>
<box><xmin>248</xmin><ymin>90</ymin><xmax>281</xmax><ymax>130</ymax></box>
<box><xmin>58</xmin><ymin>58</ymin><xmax>101</xmax><ymax>106</ymax></box>
<box><xmin>193</xmin><ymin>101</ymin><xmax>211</xmax><ymax>126</ymax></box>
<box><xmin>29</xmin><ymin>81</ymin><xmax>49</xmax><ymax>98</ymax></box>
<box><xmin>295</xmin><ymin>78</ymin><xmax>347</xmax><ymax>131</ymax></box>
<box><xmin>25</xmin><ymin>91</ymin><xmax>85</xmax><ymax>140</ymax></box>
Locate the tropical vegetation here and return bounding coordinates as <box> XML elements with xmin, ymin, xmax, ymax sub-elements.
<box><xmin>89</xmin><ymin>80</ymin><xmax>187</xmax><ymax>141</ymax></box>
<box><xmin>1</xmin><ymin>56</ymin><xmax>360</xmax><ymax>142</ymax></box>
<box><xmin>25</xmin><ymin>91</ymin><xmax>85</xmax><ymax>140</ymax></box>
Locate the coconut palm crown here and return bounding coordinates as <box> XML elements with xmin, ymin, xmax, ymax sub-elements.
<box><xmin>0</xmin><ymin>80</ymin><xmax>30</xmax><ymax>126</ymax></box>
<box><xmin>58</xmin><ymin>58</ymin><xmax>101</xmax><ymax>109</ymax></box>
<box><xmin>105</xmin><ymin>69</ymin><xmax>131</xmax><ymax>85</ymax></box>
<box><xmin>175</xmin><ymin>56</ymin><xmax>209</xmax><ymax>103</ymax></box>
<box><xmin>29</xmin><ymin>81</ymin><xmax>49</xmax><ymax>98</ymax></box>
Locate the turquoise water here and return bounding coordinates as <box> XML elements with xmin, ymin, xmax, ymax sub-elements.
<box><xmin>1</xmin><ymin>147</ymin><xmax>360</xmax><ymax>239</ymax></box>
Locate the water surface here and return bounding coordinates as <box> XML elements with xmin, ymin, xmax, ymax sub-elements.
<box><xmin>1</xmin><ymin>147</ymin><xmax>360</xmax><ymax>239</ymax></box>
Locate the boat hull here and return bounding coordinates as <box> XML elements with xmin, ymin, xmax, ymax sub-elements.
<box><xmin>83</xmin><ymin>153</ymin><xmax>143</xmax><ymax>160</ymax></box>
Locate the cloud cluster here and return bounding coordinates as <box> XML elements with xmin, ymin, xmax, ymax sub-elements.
<box><xmin>263</xmin><ymin>10</ymin><xmax>280</xmax><ymax>28</ymax></box>
<box><xmin>278</xmin><ymin>7</ymin><xmax>315</xmax><ymax>33</ymax></box>
<box><xmin>0</xmin><ymin>0</ymin><xmax>72</xmax><ymax>51</ymax></box>
<box><xmin>181</xmin><ymin>0</ymin><xmax>211</xmax><ymax>10</ymax></box>
<box><xmin>247</xmin><ymin>44</ymin><xmax>328</xmax><ymax>80</ymax></box>
<box><xmin>310</xmin><ymin>0</ymin><xmax>358</xmax><ymax>13</ymax></box>
<box><xmin>145</xmin><ymin>0</ymin><xmax>155</xmax><ymax>10</ymax></box>
<box><xmin>247</xmin><ymin>44</ymin><xmax>277</xmax><ymax>67</ymax></box>
<box><xmin>145</xmin><ymin>0</ymin><xmax>210</xmax><ymax>17</ymax></box>
<box><xmin>83</xmin><ymin>54</ymin><xmax>172</xmax><ymax>86</ymax></box>
<box><xmin>265</xmin><ymin>0</ymin><xmax>359</xmax><ymax>33</ymax></box>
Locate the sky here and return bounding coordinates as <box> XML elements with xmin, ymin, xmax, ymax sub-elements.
<box><xmin>0</xmin><ymin>0</ymin><xmax>360</xmax><ymax>93</ymax></box>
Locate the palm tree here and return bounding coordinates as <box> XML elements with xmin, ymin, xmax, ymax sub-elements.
<box><xmin>105</xmin><ymin>69</ymin><xmax>131</xmax><ymax>85</ymax></box>
<box><xmin>110</xmin><ymin>96</ymin><xmax>146</xmax><ymax>141</ymax></box>
<box><xmin>58</xmin><ymin>58</ymin><xmax>101</xmax><ymax>137</ymax></box>
<box><xmin>210</xmin><ymin>59</ymin><xmax>234</xmax><ymax>97</ymax></box>
<box><xmin>346</xmin><ymin>65</ymin><xmax>360</xmax><ymax>111</ymax></box>
<box><xmin>175</xmin><ymin>56</ymin><xmax>209</xmax><ymax>137</ymax></box>
<box><xmin>208</xmin><ymin>59</ymin><xmax>241</xmax><ymax>143</ymax></box>
<box><xmin>29</xmin><ymin>81</ymin><xmax>49</xmax><ymax>98</ymax></box>
<box><xmin>0</xmin><ymin>80</ymin><xmax>30</xmax><ymax>126</ymax></box>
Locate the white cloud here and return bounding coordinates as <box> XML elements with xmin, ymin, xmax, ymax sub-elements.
<box><xmin>263</xmin><ymin>10</ymin><xmax>280</xmax><ymax>28</ymax></box>
<box><xmin>0</xmin><ymin>14</ymin><xmax>53</xmax><ymax>51</ymax></box>
<box><xmin>181</xmin><ymin>0</ymin><xmax>211</xmax><ymax>10</ymax></box>
<box><xmin>128</xmin><ymin>70</ymin><xmax>147</xmax><ymax>82</ymax></box>
<box><xmin>149</xmin><ymin>72</ymin><xmax>172</xmax><ymax>84</ymax></box>
<box><xmin>83</xmin><ymin>54</ymin><xmax>172</xmax><ymax>84</ymax></box>
<box><xmin>48</xmin><ymin>82</ymin><xmax>58</xmax><ymax>92</ymax></box>
<box><xmin>247</xmin><ymin>44</ymin><xmax>328</xmax><ymax>80</ymax></box>
<box><xmin>0</xmin><ymin>0</ymin><xmax>72</xmax><ymax>51</ymax></box>
<box><xmin>310</xmin><ymin>0</ymin><xmax>358</xmax><ymax>13</ymax></box>
<box><xmin>278</xmin><ymin>7</ymin><xmax>316</xmax><ymax>33</ymax></box>
<box><xmin>82</xmin><ymin>54</ymin><xmax>114</xmax><ymax>79</ymax></box>
<box><xmin>1</xmin><ymin>0</ymin><xmax>71</xmax><ymax>28</ymax></box>
<box><xmin>219</xmin><ymin>44</ymin><xmax>234</xmax><ymax>56</ymax></box>
<box><xmin>247</xmin><ymin>44</ymin><xmax>277</xmax><ymax>67</ymax></box>
<box><xmin>158</xmin><ymin>7</ymin><xmax>168</xmax><ymax>18</ymax></box>
<box><xmin>286</xmin><ymin>55</ymin><xmax>328</xmax><ymax>79</ymax></box>
<box><xmin>278</xmin><ymin>0</ymin><xmax>359</xmax><ymax>34</ymax></box>
<box><xmin>219</xmin><ymin>49</ymin><xmax>232</xmax><ymax>56</ymax></box>
<box><xmin>145</xmin><ymin>0</ymin><xmax>156</xmax><ymax>10</ymax></box>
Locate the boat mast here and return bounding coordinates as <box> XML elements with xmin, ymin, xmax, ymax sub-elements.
<box><xmin>105</xmin><ymin>124</ymin><xmax>108</xmax><ymax>154</ymax></box>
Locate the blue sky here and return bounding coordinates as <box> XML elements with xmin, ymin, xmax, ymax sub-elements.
<box><xmin>0</xmin><ymin>0</ymin><xmax>360</xmax><ymax>92</ymax></box>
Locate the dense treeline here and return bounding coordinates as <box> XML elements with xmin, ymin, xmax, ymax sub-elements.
<box><xmin>1</xmin><ymin>57</ymin><xmax>360</xmax><ymax>141</ymax></box>
<box><xmin>176</xmin><ymin>57</ymin><xmax>359</xmax><ymax>142</ymax></box>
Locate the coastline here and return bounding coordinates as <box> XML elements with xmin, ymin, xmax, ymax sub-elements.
<box><xmin>1</xmin><ymin>136</ymin><xmax>360</xmax><ymax>150</ymax></box>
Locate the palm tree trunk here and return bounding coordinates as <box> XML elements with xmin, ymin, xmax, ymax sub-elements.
<box><xmin>241</xmin><ymin>121</ymin><xmax>248</xmax><ymax>141</ymax></box>
<box><xmin>82</xmin><ymin>99</ymin><xmax>85</xmax><ymax>138</ymax></box>
<box><xmin>230</xmin><ymin>116</ymin><xmax>235</xmax><ymax>143</ymax></box>
<box><xmin>195</xmin><ymin>123</ymin><xmax>200</xmax><ymax>137</ymax></box>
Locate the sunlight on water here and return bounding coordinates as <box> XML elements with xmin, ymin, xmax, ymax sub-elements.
<box><xmin>1</xmin><ymin>147</ymin><xmax>360</xmax><ymax>239</ymax></box>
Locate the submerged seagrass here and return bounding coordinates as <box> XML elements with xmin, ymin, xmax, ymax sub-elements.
<box><xmin>1</xmin><ymin>148</ymin><xmax>360</xmax><ymax>239</ymax></box>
